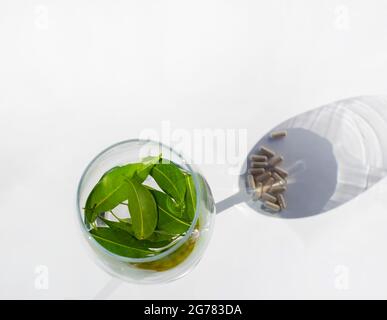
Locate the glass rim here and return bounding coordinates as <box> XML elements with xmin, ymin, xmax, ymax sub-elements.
<box><xmin>76</xmin><ymin>138</ymin><xmax>202</xmax><ymax>264</ymax></box>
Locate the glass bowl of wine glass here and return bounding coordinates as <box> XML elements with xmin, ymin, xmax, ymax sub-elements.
<box><xmin>76</xmin><ymin>139</ymin><xmax>216</xmax><ymax>283</ymax></box>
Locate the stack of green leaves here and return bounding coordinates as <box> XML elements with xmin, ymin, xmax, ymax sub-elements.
<box><xmin>84</xmin><ymin>155</ymin><xmax>197</xmax><ymax>259</ymax></box>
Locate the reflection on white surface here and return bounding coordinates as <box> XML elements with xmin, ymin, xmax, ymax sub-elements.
<box><xmin>305</xmin><ymin>96</ymin><xmax>387</xmax><ymax>210</ymax></box>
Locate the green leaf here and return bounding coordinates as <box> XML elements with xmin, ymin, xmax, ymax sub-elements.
<box><xmin>151</xmin><ymin>163</ymin><xmax>187</xmax><ymax>203</ymax></box>
<box><xmin>85</xmin><ymin>164</ymin><xmax>141</xmax><ymax>223</ymax></box>
<box><xmin>147</xmin><ymin>230</ymin><xmax>178</xmax><ymax>243</ymax></box>
<box><xmin>151</xmin><ymin>189</ymin><xmax>191</xmax><ymax>235</ymax></box>
<box><xmin>136</xmin><ymin>155</ymin><xmax>161</xmax><ymax>181</ymax></box>
<box><xmin>146</xmin><ymin>185</ymin><xmax>184</xmax><ymax>217</ymax></box>
<box><xmin>84</xmin><ymin>160</ymin><xmax>158</xmax><ymax>224</ymax></box>
<box><xmin>146</xmin><ymin>185</ymin><xmax>185</xmax><ymax>218</ymax></box>
<box><xmin>126</xmin><ymin>179</ymin><xmax>158</xmax><ymax>240</ymax></box>
<box><xmin>100</xmin><ymin>163</ymin><xmax>142</xmax><ymax>182</ymax></box>
<box><xmin>90</xmin><ymin>228</ymin><xmax>156</xmax><ymax>258</ymax></box>
<box><xmin>99</xmin><ymin>217</ymin><xmax>174</xmax><ymax>244</ymax></box>
<box><xmin>184</xmin><ymin>174</ymin><xmax>197</xmax><ymax>221</ymax></box>
<box><xmin>99</xmin><ymin>217</ymin><xmax>134</xmax><ymax>234</ymax></box>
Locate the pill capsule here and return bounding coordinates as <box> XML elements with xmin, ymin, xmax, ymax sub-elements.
<box><xmin>247</xmin><ymin>174</ymin><xmax>256</xmax><ymax>193</ymax></box>
<box><xmin>262</xmin><ymin>183</ymin><xmax>272</xmax><ymax>193</ymax></box>
<box><xmin>264</xmin><ymin>201</ymin><xmax>281</xmax><ymax>212</ymax></box>
<box><xmin>255</xmin><ymin>171</ymin><xmax>271</xmax><ymax>182</ymax></box>
<box><xmin>251</xmin><ymin>161</ymin><xmax>268</xmax><ymax>168</ymax></box>
<box><xmin>252</xmin><ymin>183</ymin><xmax>263</xmax><ymax>201</ymax></box>
<box><xmin>268</xmin><ymin>155</ymin><xmax>283</xmax><ymax>167</ymax></box>
<box><xmin>248</xmin><ymin>168</ymin><xmax>265</xmax><ymax>175</ymax></box>
<box><xmin>272</xmin><ymin>172</ymin><xmax>286</xmax><ymax>184</ymax></box>
<box><xmin>259</xmin><ymin>146</ymin><xmax>276</xmax><ymax>158</ymax></box>
<box><xmin>274</xmin><ymin>166</ymin><xmax>288</xmax><ymax>179</ymax></box>
<box><xmin>264</xmin><ymin>177</ymin><xmax>275</xmax><ymax>190</ymax></box>
<box><xmin>270</xmin><ymin>130</ymin><xmax>287</xmax><ymax>139</ymax></box>
<box><xmin>277</xmin><ymin>194</ymin><xmax>287</xmax><ymax>210</ymax></box>
<box><xmin>249</xmin><ymin>155</ymin><xmax>268</xmax><ymax>162</ymax></box>
<box><xmin>270</xmin><ymin>184</ymin><xmax>287</xmax><ymax>194</ymax></box>
<box><xmin>262</xmin><ymin>175</ymin><xmax>273</xmax><ymax>186</ymax></box>
<box><xmin>261</xmin><ymin>192</ymin><xmax>277</xmax><ymax>203</ymax></box>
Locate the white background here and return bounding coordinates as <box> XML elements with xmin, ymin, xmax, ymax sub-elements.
<box><xmin>1</xmin><ymin>0</ymin><xmax>387</xmax><ymax>299</ymax></box>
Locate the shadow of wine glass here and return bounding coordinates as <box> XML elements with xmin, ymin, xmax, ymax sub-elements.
<box><xmin>217</xmin><ymin>95</ymin><xmax>387</xmax><ymax>219</ymax></box>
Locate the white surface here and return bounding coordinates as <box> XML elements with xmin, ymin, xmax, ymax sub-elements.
<box><xmin>1</xmin><ymin>0</ymin><xmax>387</xmax><ymax>299</ymax></box>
